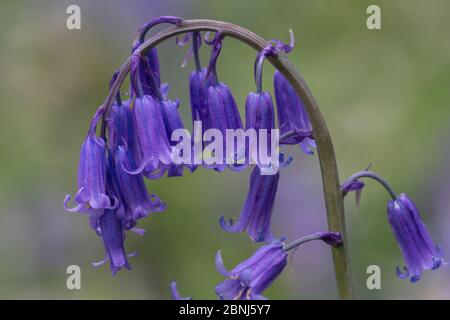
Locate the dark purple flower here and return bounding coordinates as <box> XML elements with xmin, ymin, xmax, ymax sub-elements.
<box><xmin>159</xmin><ymin>96</ymin><xmax>191</xmax><ymax>177</ymax></box>
<box><xmin>274</xmin><ymin>70</ymin><xmax>315</xmax><ymax>155</ymax></box>
<box><xmin>64</xmin><ymin>108</ymin><xmax>115</xmax><ymax>213</ymax></box>
<box><xmin>131</xmin><ymin>16</ymin><xmax>182</xmax><ymax>97</ymax></box>
<box><xmin>245</xmin><ymin>91</ymin><xmax>276</xmax><ymax>169</ymax></box>
<box><xmin>97</xmin><ymin>208</ymin><xmax>131</xmax><ymax>275</ymax></box>
<box><xmin>130</xmin><ymin>49</ymin><xmax>194</xmax><ymax>177</ymax></box>
<box><xmin>114</xmin><ymin>146</ymin><xmax>165</xmax><ymax>225</ymax></box>
<box><xmin>189</xmin><ymin>68</ymin><xmax>216</xmax><ymax>129</ymax></box>
<box><xmin>123</xmin><ymin>95</ymin><xmax>172</xmax><ymax>175</ymax></box>
<box><xmin>220</xmin><ymin>166</ymin><xmax>279</xmax><ymax>243</ymax></box>
<box><xmin>170</xmin><ymin>281</ymin><xmax>192</xmax><ymax>300</ymax></box>
<box><xmin>215</xmin><ymin>240</ymin><xmax>287</xmax><ymax>300</ymax></box>
<box><xmin>131</xmin><ymin>48</ymin><xmax>161</xmax><ymax>98</ymax></box>
<box><xmin>388</xmin><ymin>193</ymin><xmax>444</xmax><ymax>282</ymax></box>
<box><xmin>108</xmin><ymin>100</ymin><xmax>142</xmax><ymax>164</ymax></box>
<box><xmin>199</xmin><ymin>35</ymin><xmax>244</xmax><ymax>171</ymax></box>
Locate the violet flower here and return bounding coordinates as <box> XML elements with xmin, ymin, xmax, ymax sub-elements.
<box><xmin>342</xmin><ymin>170</ymin><xmax>445</xmax><ymax>283</ymax></box>
<box><xmin>64</xmin><ymin>107</ymin><xmax>115</xmax><ymax>214</ymax></box>
<box><xmin>220</xmin><ymin>166</ymin><xmax>279</xmax><ymax>243</ymax></box>
<box><xmin>131</xmin><ymin>17</ymin><xmax>188</xmax><ymax>177</ymax></box>
<box><xmin>114</xmin><ymin>146</ymin><xmax>165</xmax><ymax>224</ymax></box>
<box><xmin>123</xmin><ymin>92</ymin><xmax>172</xmax><ymax>176</ymax></box>
<box><xmin>214</xmin><ymin>240</ymin><xmax>287</xmax><ymax>300</ymax></box>
<box><xmin>274</xmin><ymin>71</ymin><xmax>316</xmax><ymax>155</ymax></box>
<box><xmin>97</xmin><ymin>208</ymin><xmax>131</xmax><ymax>275</ymax></box>
<box><xmin>244</xmin><ymin>91</ymin><xmax>276</xmax><ymax>170</ymax></box>
<box><xmin>202</xmin><ymin>34</ymin><xmax>244</xmax><ymax>171</ymax></box>
<box><xmin>131</xmin><ymin>16</ymin><xmax>182</xmax><ymax>97</ymax></box>
<box><xmin>388</xmin><ymin>193</ymin><xmax>444</xmax><ymax>282</ymax></box>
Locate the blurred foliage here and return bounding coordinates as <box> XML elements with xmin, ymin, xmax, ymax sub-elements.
<box><xmin>0</xmin><ymin>0</ymin><xmax>450</xmax><ymax>299</ymax></box>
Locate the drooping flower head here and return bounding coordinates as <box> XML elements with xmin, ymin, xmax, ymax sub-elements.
<box><xmin>173</xmin><ymin>231</ymin><xmax>341</xmax><ymax>300</ymax></box>
<box><xmin>131</xmin><ymin>16</ymin><xmax>183</xmax><ymax>98</ymax></box>
<box><xmin>214</xmin><ymin>240</ymin><xmax>287</xmax><ymax>300</ymax></box>
<box><xmin>113</xmin><ymin>146</ymin><xmax>165</xmax><ymax>225</ymax></box>
<box><xmin>97</xmin><ymin>208</ymin><xmax>131</xmax><ymax>275</ymax></box>
<box><xmin>269</xmin><ymin>31</ymin><xmax>315</xmax><ymax>155</ymax></box>
<box><xmin>122</xmin><ymin>79</ymin><xmax>173</xmax><ymax>177</ymax></box>
<box><xmin>274</xmin><ymin>71</ymin><xmax>315</xmax><ymax>154</ymax></box>
<box><xmin>130</xmin><ymin>16</ymin><xmax>191</xmax><ymax>177</ymax></box>
<box><xmin>220</xmin><ymin>166</ymin><xmax>279</xmax><ymax>243</ymax></box>
<box><xmin>342</xmin><ymin>170</ymin><xmax>445</xmax><ymax>283</ymax></box>
<box><xmin>244</xmin><ymin>91</ymin><xmax>276</xmax><ymax>170</ymax></box>
<box><xmin>199</xmin><ymin>33</ymin><xmax>244</xmax><ymax>171</ymax></box>
<box><xmin>388</xmin><ymin>193</ymin><xmax>444</xmax><ymax>282</ymax></box>
<box><xmin>64</xmin><ymin>107</ymin><xmax>115</xmax><ymax>215</ymax></box>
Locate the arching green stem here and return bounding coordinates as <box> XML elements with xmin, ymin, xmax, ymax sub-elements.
<box><xmin>99</xmin><ymin>19</ymin><xmax>353</xmax><ymax>299</ymax></box>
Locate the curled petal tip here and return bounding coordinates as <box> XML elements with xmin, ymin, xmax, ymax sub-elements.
<box><xmin>131</xmin><ymin>227</ymin><xmax>146</xmax><ymax>236</ymax></box>
<box><xmin>63</xmin><ymin>194</ymin><xmax>82</xmax><ymax>213</ymax></box>
<box><xmin>288</xmin><ymin>28</ymin><xmax>295</xmax><ymax>50</ymax></box>
<box><xmin>219</xmin><ymin>216</ymin><xmax>237</xmax><ymax>232</ymax></box>
<box><xmin>215</xmin><ymin>250</ymin><xmax>231</xmax><ymax>277</ymax></box>
<box><xmin>92</xmin><ymin>257</ymin><xmax>108</xmax><ymax>268</ymax></box>
<box><xmin>170</xmin><ymin>281</ymin><xmax>192</xmax><ymax>300</ymax></box>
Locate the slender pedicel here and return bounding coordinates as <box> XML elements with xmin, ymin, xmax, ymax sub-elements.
<box><xmin>192</xmin><ymin>31</ymin><xmax>202</xmax><ymax>72</ymax></box>
<box><xmin>341</xmin><ymin>170</ymin><xmax>397</xmax><ymax>200</ymax></box>
<box><xmin>283</xmin><ymin>231</ymin><xmax>342</xmax><ymax>251</ymax></box>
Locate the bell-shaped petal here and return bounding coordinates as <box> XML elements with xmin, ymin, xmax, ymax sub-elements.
<box><xmin>215</xmin><ymin>241</ymin><xmax>287</xmax><ymax>300</ymax></box>
<box><xmin>135</xmin><ymin>49</ymin><xmax>161</xmax><ymax>97</ymax></box>
<box><xmin>108</xmin><ymin>100</ymin><xmax>142</xmax><ymax>164</ymax></box>
<box><xmin>220</xmin><ymin>166</ymin><xmax>279</xmax><ymax>243</ymax></box>
<box><xmin>202</xmin><ymin>83</ymin><xmax>243</xmax><ymax>171</ymax></box>
<box><xmin>206</xmin><ymin>83</ymin><xmax>243</xmax><ymax>133</ymax></box>
<box><xmin>99</xmin><ymin>209</ymin><xmax>131</xmax><ymax>275</ymax></box>
<box><xmin>114</xmin><ymin>146</ymin><xmax>165</xmax><ymax>224</ymax></box>
<box><xmin>160</xmin><ymin>98</ymin><xmax>188</xmax><ymax>177</ymax></box>
<box><xmin>245</xmin><ymin>91</ymin><xmax>276</xmax><ymax>169</ymax></box>
<box><xmin>273</xmin><ymin>71</ymin><xmax>315</xmax><ymax>154</ymax></box>
<box><xmin>124</xmin><ymin>95</ymin><xmax>172</xmax><ymax>175</ymax></box>
<box><xmin>189</xmin><ymin>68</ymin><xmax>213</xmax><ymax>125</ymax></box>
<box><xmin>387</xmin><ymin>193</ymin><xmax>444</xmax><ymax>282</ymax></box>
<box><xmin>64</xmin><ymin>133</ymin><xmax>113</xmax><ymax>213</ymax></box>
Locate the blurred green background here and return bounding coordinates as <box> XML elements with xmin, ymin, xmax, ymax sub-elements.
<box><xmin>0</xmin><ymin>0</ymin><xmax>449</xmax><ymax>299</ymax></box>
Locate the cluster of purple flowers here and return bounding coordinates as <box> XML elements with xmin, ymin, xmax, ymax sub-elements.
<box><xmin>64</xmin><ymin>16</ymin><xmax>339</xmax><ymax>299</ymax></box>
<box><xmin>64</xmin><ymin>16</ymin><xmax>445</xmax><ymax>298</ymax></box>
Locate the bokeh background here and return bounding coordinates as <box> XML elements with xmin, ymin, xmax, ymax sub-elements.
<box><xmin>0</xmin><ymin>0</ymin><xmax>449</xmax><ymax>299</ymax></box>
